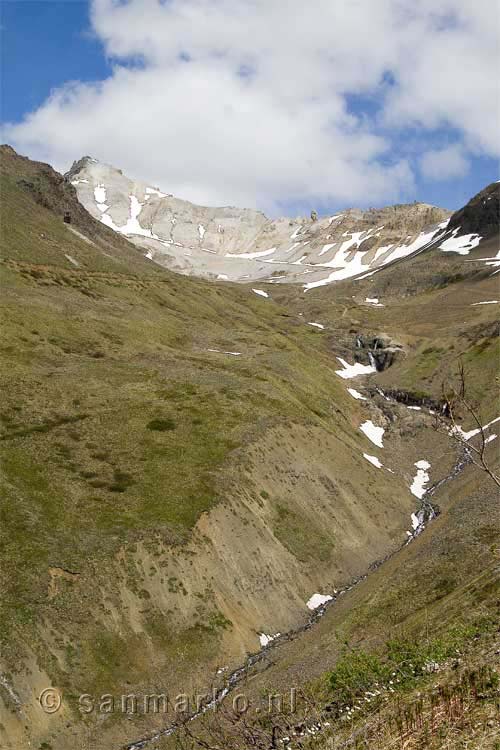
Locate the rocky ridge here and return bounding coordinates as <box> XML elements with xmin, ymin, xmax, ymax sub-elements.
<box><xmin>67</xmin><ymin>156</ymin><xmax>465</xmax><ymax>286</ymax></box>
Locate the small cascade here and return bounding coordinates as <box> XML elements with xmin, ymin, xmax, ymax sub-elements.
<box><xmin>368</xmin><ymin>351</ymin><xmax>377</xmax><ymax>369</ymax></box>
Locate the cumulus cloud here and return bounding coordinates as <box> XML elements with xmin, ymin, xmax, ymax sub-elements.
<box><xmin>4</xmin><ymin>0</ymin><xmax>499</xmax><ymax>213</ymax></box>
<box><xmin>420</xmin><ymin>144</ymin><xmax>470</xmax><ymax>180</ymax></box>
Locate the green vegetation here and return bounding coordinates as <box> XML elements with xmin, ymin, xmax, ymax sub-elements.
<box><xmin>147</xmin><ymin>417</ymin><xmax>176</xmax><ymax>431</ymax></box>
<box><xmin>327</xmin><ymin>618</ymin><xmax>497</xmax><ymax>709</ymax></box>
<box><xmin>273</xmin><ymin>502</ymin><xmax>334</xmax><ymax>563</ymax></box>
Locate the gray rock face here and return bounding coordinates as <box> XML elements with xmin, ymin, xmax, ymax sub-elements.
<box><xmin>66</xmin><ymin>157</ymin><xmax>455</xmax><ymax>287</ymax></box>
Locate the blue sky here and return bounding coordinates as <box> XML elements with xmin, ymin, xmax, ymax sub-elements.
<box><xmin>2</xmin><ymin>0</ymin><xmax>498</xmax><ymax>214</ymax></box>
<box><xmin>1</xmin><ymin>2</ymin><xmax>110</xmax><ymax>123</ymax></box>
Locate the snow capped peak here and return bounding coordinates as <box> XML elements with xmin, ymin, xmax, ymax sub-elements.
<box><xmin>67</xmin><ymin>157</ymin><xmax>489</xmax><ymax>288</ymax></box>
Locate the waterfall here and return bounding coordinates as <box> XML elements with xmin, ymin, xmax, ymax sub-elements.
<box><xmin>368</xmin><ymin>352</ymin><xmax>377</xmax><ymax>370</ymax></box>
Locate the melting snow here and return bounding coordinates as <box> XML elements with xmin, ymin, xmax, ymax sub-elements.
<box><xmin>408</xmin><ymin>406</ymin><xmax>421</xmax><ymax>411</ymax></box>
<box><xmin>471</xmin><ymin>300</ymin><xmax>499</xmax><ymax>305</ymax></box>
<box><xmin>226</xmin><ymin>248</ymin><xmax>276</xmax><ymax>260</ymax></box>
<box><xmin>100</xmin><ymin>195</ymin><xmax>160</xmax><ymax>240</ymax></box>
<box><xmin>411</xmin><ymin>512</ymin><xmax>421</xmax><ymax>531</ymax></box>
<box><xmin>308</xmin><ymin>322</ymin><xmax>324</xmax><ymax>329</ymax></box>
<box><xmin>307</xmin><ymin>593</ymin><xmax>333</xmax><ymax>610</ymax></box>
<box><xmin>410</xmin><ymin>460</ymin><xmax>431</xmax><ymax>499</ymax></box>
<box><xmin>347</xmin><ymin>388</ymin><xmax>367</xmax><ymax>400</ymax></box>
<box><xmin>365</xmin><ymin>297</ymin><xmax>384</xmax><ymax>307</ymax></box>
<box><xmin>363</xmin><ymin>454</ymin><xmax>383</xmax><ymax>468</ymax></box>
<box><xmin>94</xmin><ymin>184</ymin><xmax>107</xmax><ymax>204</ymax></box>
<box><xmin>64</xmin><ymin>254</ymin><xmax>79</xmax><ymax>267</ymax></box>
<box><xmin>359</xmin><ymin>420</ymin><xmax>385</xmax><ymax>448</ymax></box>
<box><xmin>303</xmin><ymin>222</ymin><xmax>441</xmax><ymax>291</ymax></box>
<box><xmin>335</xmin><ymin>357</ymin><xmax>377</xmax><ymax>379</ymax></box>
<box><xmin>207</xmin><ymin>349</ymin><xmax>241</xmax><ymax>356</ymax></box>
<box><xmin>439</xmin><ymin>228</ymin><xmax>481</xmax><ymax>255</ymax></box>
<box><xmin>217</xmin><ymin>274</ymin><xmax>229</xmax><ymax>280</ymax></box>
<box><xmin>252</xmin><ymin>289</ymin><xmax>269</xmax><ymax>298</ymax></box>
<box><xmin>198</xmin><ymin>224</ymin><xmax>206</xmax><ymax>241</ymax></box>
<box><xmin>452</xmin><ymin>416</ymin><xmax>500</xmax><ymax>441</ymax></box>
<box><xmin>259</xmin><ymin>632</ymin><xmax>280</xmax><ymax>647</ymax></box>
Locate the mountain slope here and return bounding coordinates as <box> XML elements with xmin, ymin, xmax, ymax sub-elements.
<box><xmin>68</xmin><ymin>155</ymin><xmax>463</xmax><ymax>285</ymax></box>
<box><xmin>0</xmin><ymin>147</ymin><xmax>498</xmax><ymax>750</ymax></box>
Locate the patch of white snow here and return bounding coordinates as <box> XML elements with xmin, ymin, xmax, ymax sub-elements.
<box><xmin>410</xmin><ymin>460</ymin><xmax>431</xmax><ymax>499</ymax></box>
<box><xmin>359</xmin><ymin>420</ymin><xmax>385</xmax><ymax>448</ymax></box>
<box><xmin>307</xmin><ymin>593</ymin><xmax>333</xmax><ymax>610</ymax></box>
<box><xmin>347</xmin><ymin>388</ymin><xmax>367</xmax><ymax>400</ymax></box>
<box><xmin>335</xmin><ymin>357</ymin><xmax>377</xmax><ymax>379</ymax></box>
<box><xmin>363</xmin><ymin>454</ymin><xmax>383</xmax><ymax>468</ymax></box>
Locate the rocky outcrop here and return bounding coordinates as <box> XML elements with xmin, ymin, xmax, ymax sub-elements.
<box><xmin>353</xmin><ymin>334</ymin><xmax>405</xmax><ymax>372</ymax></box>
<box><xmin>447</xmin><ymin>182</ymin><xmax>499</xmax><ymax>239</ymax></box>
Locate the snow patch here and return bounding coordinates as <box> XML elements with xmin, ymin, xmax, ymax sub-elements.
<box><xmin>307</xmin><ymin>322</ymin><xmax>324</xmax><ymax>329</ymax></box>
<box><xmin>363</xmin><ymin>454</ymin><xmax>383</xmax><ymax>468</ymax></box>
<box><xmin>359</xmin><ymin>420</ymin><xmax>385</xmax><ymax>448</ymax></box>
<box><xmin>411</xmin><ymin>512</ymin><xmax>421</xmax><ymax>531</ymax></box>
<box><xmin>94</xmin><ymin>184</ymin><xmax>107</xmax><ymax>204</ymax></box>
<box><xmin>471</xmin><ymin>300</ymin><xmax>499</xmax><ymax>305</ymax></box>
<box><xmin>252</xmin><ymin>289</ymin><xmax>269</xmax><ymax>298</ymax></box>
<box><xmin>347</xmin><ymin>388</ymin><xmax>367</xmax><ymax>400</ymax></box>
<box><xmin>452</xmin><ymin>416</ymin><xmax>500</xmax><ymax>441</ymax></box>
<box><xmin>259</xmin><ymin>632</ymin><xmax>280</xmax><ymax>647</ymax></box>
<box><xmin>226</xmin><ymin>248</ymin><xmax>276</xmax><ymax>260</ymax></box>
<box><xmin>439</xmin><ymin>228</ymin><xmax>482</xmax><ymax>255</ymax></box>
<box><xmin>410</xmin><ymin>460</ymin><xmax>431</xmax><ymax>499</ymax></box>
<box><xmin>307</xmin><ymin>593</ymin><xmax>333</xmax><ymax>610</ymax></box>
<box><xmin>335</xmin><ymin>357</ymin><xmax>377</xmax><ymax>379</ymax></box>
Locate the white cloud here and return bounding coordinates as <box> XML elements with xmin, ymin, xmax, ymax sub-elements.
<box><xmin>420</xmin><ymin>144</ymin><xmax>470</xmax><ymax>180</ymax></box>
<box><xmin>4</xmin><ymin>0</ymin><xmax>499</xmax><ymax>213</ymax></box>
